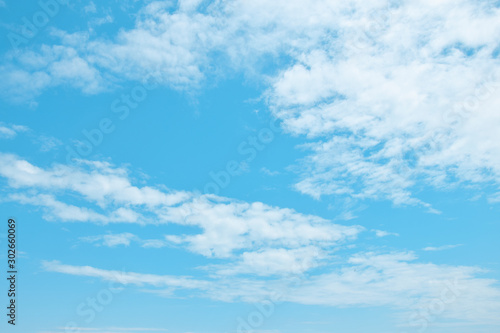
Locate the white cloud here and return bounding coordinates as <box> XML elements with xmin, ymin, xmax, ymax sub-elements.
<box><xmin>178</xmin><ymin>0</ymin><xmax>203</xmax><ymax>12</ymax></box>
<box><xmin>423</xmin><ymin>244</ymin><xmax>462</xmax><ymax>251</ymax></box>
<box><xmin>260</xmin><ymin>167</ymin><xmax>280</xmax><ymax>176</ymax></box>
<box><xmin>88</xmin><ymin>14</ymin><xmax>114</xmax><ymax>29</ymax></box>
<box><xmin>0</xmin><ymin>153</ymin><xmax>362</xmax><ymax>275</ymax></box>
<box><xmin>488</xmin><ymin>192</ymin><xmax>500</xmax><ymax>203</ymax></box>
<box><xmin>80</xmin><ymin>233</ymin><xmax>169</xmax><ymax>248</ymax></box>
<box><xmin>0</xmin><ymin>153</ymin><xmax>497</xmax><ymax>326</ymax></box>
<box><xmin>2</xmin><ymin>2</ymin><xmax>500</xmax><ymax>326</ymax></box>
<box><xmin>212</xmin><ymin>246</ymin><xmax>326</xmax><ymax>276</ymax></box>
<box><xmin>141</xmin><ymin>239</ymin><xmax>168</xmax><ymax>249</ymax></box>
<box><xmin>0</xmin><ymin>2</ymin><xmax>214</xmax><ymax>103</ymax></box>
<box><xmin>42</xmin><ymin>251</ymin><xmax>500</xmax><ymax>327</ymax></box>
<box><xmin>2</xmin><ymin>0</ymin><xmax>497</xmax><ymax>206</ymax></box>
<box><xmin>288</xmin><ymin>252</ymin><xmax>500</xmax><ymax>326</ymax></box>
<box><xmin>35</xmin><ymin>135</ymin><xmax>63</xmax><ymax>152</ymax></box>
<box><xmin>373</xmin><ymin>229</ymin><xmax>399</xmax><ymax>237</ymax></box>
<box><xmin>158</xmin><ymin>195</ymin><xmax>362</xmax><ymax>258</ymax></box>
<box><xmin>83</xmin><ymin>1</ymin><xmax>97</xmax><ymax>14</ymax></box>
<box><xmin>41</xmin><ymin>260</ymin><xmax>209</xmax><ymax>290</ymax></box>
<box><xmin>263</xmin><ymin>1</ymin><xmax>500</xmax><ymax>205</ymax></box>
<box><xmin>81</xmin><ymin>233</ymin><xmax>137</xmax><ymax>247</ymax></box>
<box><xmin>0</xmin><ymin>153</ymin><xmax>190</xmax><ymax>209</ymax></box>
<box><xmin>0</xmin><ymin>123</ymin><xmax>28</xmax><ymax>139</ymax></box>
<box><xmin>7</xmin><ymin>193</ymin><xmax>142</xmax><ymax>224</ymax></box>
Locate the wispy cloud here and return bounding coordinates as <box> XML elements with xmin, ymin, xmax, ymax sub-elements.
<box><xmin>41</xmin><ymin>251</ymin><xmax>500</xmax><ymax>326</ymax></box>
<box><xmin>372</xmin><ymin>229</ymin><xmax>399</xmax><ymax>238</ymax></box>
<box><xmin>1</xmin><ymin>153</ymin><xmax>362</xmax><ymax>276</ymax></box>
<box><xmin>260</xmin><ymin>167</ymin><xmax>280</xmax><ymax>176</ymax></box>
<box><xmin>80</xmin><ymin>233</ymin><xmax>169</xmax><ymax>249</ymax></box>
<box><xmin>2</xmin><ymin>0</ymin><xmax>496</xmax><ymax>207</ymax></box>
<box><xmin>83</xmin><ymin>2</ymin><xmax>97</xmax><ymax>14</ymax></box>
<box><xmin>0</xmin><ymin>153</ymin><xmax>497</xmax><ymax>326</ymax></box>
<box><xmin>80</xmin><ymin>233</ymin><xmax>137</xmax><ymax>247</ymax></box>
<box><xmin>4</xmin><ymin>154</ymin><xmax>493</xmax><ymax>326</ymax></box>
<box><xmin>42</xmin><ymin>260</ymin><xmax>209</xmax><ymax>290</ymax></box>
<box><xmin>423</xmin><ymin>244</ymin><xmax>463</xmax><ymax>252</ymax></box>
<box><xmin>35</xmin><ymin>135</ymin><xmax>63</xmax><ymax>152</ymax></box>
<box><xmin>1</xmin><ymin>2</ymin><xmax>499</xmax><ymax>330</ymax></box>
<box><xmin>0</xmin><ymin>123</ymin><xmax>28</xmax><ymax>139</ymax></box>
<box><xmin>2</xmin><ymin>0</ymin><xmax>499</xmax><ymax>208</ymax></box>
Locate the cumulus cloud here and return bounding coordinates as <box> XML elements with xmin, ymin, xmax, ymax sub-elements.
<box><xmin>0</xmin><ymin>152</ymin><xmax>498</xmax><ymax>326</ymax></box>
<box><xmin>263</xmin><ymin>1</ymin><xmax>500</xmax><ymax>205</ymax></box>
<box><xmin>2</xmin><ymin>0</ymin><xmax>499</xmax><ymax>206</ymax></box>
<box><xmin>158</xmin><ymin>195</ymin><xmax>361</xmax><ymax>258</ymax></box>
<box><xmin>0</xmin><ymin>153</ymin><xmax>362</xmax><ymax>276</ymax></box>
<box><xmin>2</xmin><ymin>1</ymin><xmax>500</xmax><ymax>327</ymax></box>
<box><xmin>1</xmin><ymin>152</ymin><xmax>498</xmax><ymax>326</ymax></box>
<box><xmin>212</xmin><ymin>246</ymin><xmax>326</xmax><ymax>276</ymax></box>
<box><xmin>0</xmin><ymin>2</ymin><xmax>214</xmax><ymax>103</ymax></box>
<box><xmin>0</xmin><ymin>44</ymin><xmax>106</xmax><ymax>103</ymax></box>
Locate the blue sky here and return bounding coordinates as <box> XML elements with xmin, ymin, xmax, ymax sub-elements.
<box><xmin>1</xmin><ymin>1</ymin><xmax>500</xmax><ymax>333</ymax></box>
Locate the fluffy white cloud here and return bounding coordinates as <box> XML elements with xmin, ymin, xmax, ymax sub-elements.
<box><xmin>1</xmin><ymin>153</ymin><xmax>497</xmax><ymax>326</ymax></box>
<box><xmin>1</xmin><ymin>152</ymin><xmax>498</xmax><ymax>326</ymax></box>
<box><xmin>263</xmin><ymin>1</ymin><xmax>500</xmax><ymax>205</ymax></box>
<box><xmin>0</xmin><ymin>153</ymin><xmax>190</xmax><ymax>209</ymax></box>
<box><xmin>212</xmin><ymin>246</ymin><xmax>326</xmax><ymax>276</ymax></box>
<box><xmin>0</xmin><ymin>1</ymin><xmax>215</xmax><ymax>102</ymax></box>
<box><xmin>158</xmin><ymin>195</ymin><xmax>361</xmax><ymax>258</ymax></box>
<box><xmin>0</xmin><ymin>44</ymin><xmax>106</xmax><ymax>103</ymax></box>
<box><xmin>3</xmin><ymin>0</ymin><xmax>498</xmax><ymax>206</ymax></box>
<box><xmin>0</xmin><ymin>153</ymin><xmax>362</xmax><ymax>275</ymax></box>
<box><xmin>2</xmin><ymin>1</ymin><xmax>500</xmax><ymax>326</ymax></box>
